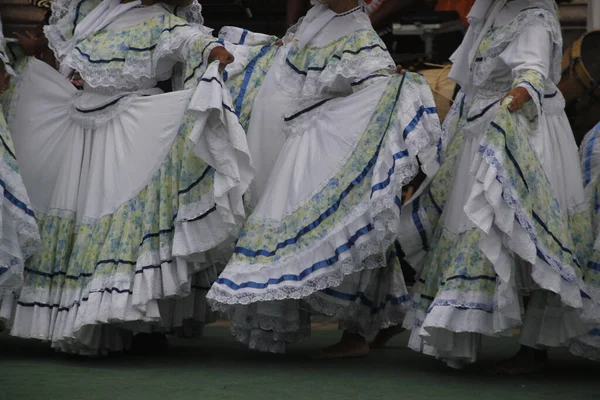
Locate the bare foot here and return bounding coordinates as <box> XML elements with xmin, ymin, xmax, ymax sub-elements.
<box><xmin>315</xmin><ymin>332</ymin><xmax>370</xmax><ymax>359</ymax></box>
<box><xmin>369</xmin><ymin>325</ymin><xmax>406</xmax><ymax>349</ymax></box>
<box><xmin>492</xmin><ymin>346</ymin><xmax>548</xmax><ymax>375</ymax></box>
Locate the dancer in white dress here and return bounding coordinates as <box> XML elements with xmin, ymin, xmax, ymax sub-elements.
<box><xmin>0</xmin><ymin>17</ymin><xmax>41</xmax><ymax>332</ymax></box>
<box><xmin>399</xmin><ymin>0</ymin><xmax>599</xmax><ymax>371</ymax></box>
<box><xmin>6</xmin><ymin>0</ymin><xmax>249</xmax><ymax>355</ymax></box>
<box><xmin>207</xmin><ymin>0</ymin><xmax>442</xmax><ymax>357</ymax></box>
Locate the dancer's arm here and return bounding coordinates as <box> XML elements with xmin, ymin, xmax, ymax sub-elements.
<box><xmin>500</xmin><ymin>23</ymin><xmax>552</xmax><ymax>113</ymax></box>
<box><xmin>286</xmin><ymin>0</ymin><xmax>309</xmax><ymax>28</ymax></box>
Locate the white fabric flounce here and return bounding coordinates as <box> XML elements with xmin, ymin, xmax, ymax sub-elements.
<box><xmin>208</xmin><ymin>74</ymin><xmax>441</xmax><ymax>309</ymax></box>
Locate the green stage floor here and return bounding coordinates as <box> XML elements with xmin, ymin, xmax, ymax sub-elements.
<box><xmin>1</xmin><ymin>325</ymin><xmax>598</xmax><ymax>400</ymax></box>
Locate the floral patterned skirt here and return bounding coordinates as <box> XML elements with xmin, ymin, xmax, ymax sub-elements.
<box><xmin>208</xmin><ymin>70</ymin><xmax>442</xmax><ymax>352</ymax></box>
<box><xmin>401</xmin><ymin>92</ymin><xmax>599</xmax><ymax>365</ymax></box>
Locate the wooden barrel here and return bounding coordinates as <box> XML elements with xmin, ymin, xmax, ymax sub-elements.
<box><xmin>418</xmin><ymin>64</ymin><xmax>456</xmax><ymax>123</ymax></box>
<box><xmin>558</xmin><ymin>30</ymin><xmax>600</xmax><ymax>144</ymax></box>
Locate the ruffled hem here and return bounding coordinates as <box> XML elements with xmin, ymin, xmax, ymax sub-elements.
<box><xmin>226</xmin><ymin>303</ymin><xmax>311</xmax><ymax>353</ymax></box>
<box><xmin>404</xmin><ymin>306</ymin><xmax>508</xmax><ymax>363</ymax></box>
<box><xmin>570</xmin><ymin>334</ymin><xmax>600</xmax><ymax>361</ymax></box>
<box><xmin>13</xmin><ymin>269</ymin><xmax>218</xmax><ymax>354</ymax></box>
<box><xmin>467</xmin><ymin>119</ymin><xmax>586</xmax><ymax>311</ymax></box>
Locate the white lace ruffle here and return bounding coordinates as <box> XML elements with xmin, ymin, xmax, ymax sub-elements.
<box><xmin>48</xmin><ymin>0</ymin><xmax>76</xmax><ymax>25</ymax></box>
<box><xmin>276</xmin><ymin>46</ymin><xmax>395</xmax><ymax>99</ymax></box>
<box><xmin>570</xmin><ymin>337</ymin><xmax>600</xmax><ymax>361</ymax></box>
<box><xmin>473</xmin><ymin>8</ymin><xmax>563</xmax><ymax>88</ymax></box>
<box><xmin>46</xmin><ymin>16</ymin><xmax>208</xmax><ymax>91</ymax></box>
<box><xmin>170</xmin><ymin>1</ymin><xmax>204</xmax><ymax>26</ymax></box>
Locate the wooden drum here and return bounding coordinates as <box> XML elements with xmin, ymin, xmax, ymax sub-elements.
<box><xmin>418</xmin><ymin>64</ymin><xmax>456</xmax><ymax>123</ymax></box>
<box><xmin>558</xmin><ymin>30</ymin><xmax>600</xmax><ymax>144</ymax></box>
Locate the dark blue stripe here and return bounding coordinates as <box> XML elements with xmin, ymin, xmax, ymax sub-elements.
<box><xmin>394</xmin><ymin>196</ymin><xmax>402</xmax><ymax>210</ymax></box>
<box><xmin>428</xmin><ymin>190</ymin><xmax>442</xmax><ymax>215</ymax></box>
<box><xmin>234</xmin><ymin>45</ymin><xmax>271</xmax><ymax>117</ymax></box>
<box><xmin>467</xmin><ymin>100</ymin><xmax>500</xmax><ymax>122</ymax></box>
<box><xmin>403</xmin><ymin>106</ymin><xmax>437</xmax><ymax>140</ymax></box>
<box><xmin>520</xmin><ymin>6</ymin><xmax>543</xmax><ymax>12</ymax></box>
<box><xmin>286</xmin><ymin>44</ymin><xmax>387</xmax><ymax>76</ymax></box>
<box><xmin>75</xmin><ymin>96</ymin><xmax>127</xmax><ymax>113</ymax></box>
<box><xmin>411</xmin><ymin>196</ymin><xmax>429</xmax><ymax>251</ymax></box>
<box><xmin>531</xmin><ymin>212</ymin><xmax>580</xmax><ymax>269</ymax></box>
<box><xmin>0</xmin><ymin>178</ymin><xmax>35</xmax><ymax>217</ymax></box>
<box><xmin>490</xmin><ymin>121</ymin><xmax>529</xmax><ymax>191</ymax></box>
<box><xmin>371</xmin><ymin>150</ymin><xmax>409</xmax><ymax>193</ymax></box>
<box><xmin>371</xmin><ymin>96</ymin><xmax>436</xmax><ymax>193</ymax></box>
<box><xmin>223</xmin><ymin>103</ymin><xmax>235</xmax><ymax>115</ymax></box>
<box><xmin>24</xmin><ymin>267</ymin><xmax>91</xmax><ymax>280</ymax></box>
<box><xmin>521</xmin><ymin>80</ymin><xmax>542</xmax><ymax>106</ymax></box>
<box><xmin>239</xmin><ymin>29</ymin><xmax>248</xmax><ymax>45</ymax></box>
<box><xmin>284</xmin><ymin>98</ymin><xmax>333</xmax><ymax>122</ymax></box>
<box><xmin>217</xmin><ymin>224</ymin><xmax>374</xmax><ymax>290</ymax></box>
<box><xmin>74</xmin><ymin>47</ymin><xmax>126</xmax><ymax>64</ymax></box>
<box><xmin>444</xmin><ymin>274</ymin><xmax>496</xmax><ymax>283</ymax></box>
<box><xmin>1</xmin><ymin>134</ymin><xmax>16</xmax><ymax>159</ymax></box>
<box><xmin>179</xmin><ymin>166</ymin><xmax>212</xmax><ymax>195</ymax></box>
<box><xmin>72</xmin><ymin>0</ymin><xmax>86</xmax><ymax>35</ymax></box>
<box><xmin>200</xmin><ymin>76</ymin><xmax>223</xmax><ymax>87</ymax></box>
<box><xmin>183</xmin><ymin>40</ymin><xmax>220</xmax><ymax>85</ymax></box>
<box><xmin>351</xmin><ymin>73</ymin><xmax>387</xmax><ymax>87</ymax></box>
<box><xmin>587</xmin><ymin>262</ymin><xmax>600</xmax><ymax>272</ymax></box>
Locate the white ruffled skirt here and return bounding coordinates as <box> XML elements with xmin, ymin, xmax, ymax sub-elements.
<box><xmin>7</xmin><ymin>58</ymin><xmax>253</xmax><ymax>354</ymax></box>
<box><xmin>401</xmin><ymin>91</ymin><xmax>595</xmax><ymax>364</ymax></box>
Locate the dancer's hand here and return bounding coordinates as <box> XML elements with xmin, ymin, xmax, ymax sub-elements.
<box><xmin>402</xmin><ymin>186</ymin><xmax>416</xmax><ymax>204</ymax></box>
<box><xmin>504</xmin><ymin>87</ymin><xmax>531</xmax><ymax>113</ymax></box>
<box><xmin>208</xmin><ymin>46</ymin><xmax>235</xmax><ymax>72</ymax></box>
<box><xmin>396</xmin><ymin>65</ymin><xmax>406</xmax><ymax>74</ymax></box>
<box><xmin>14</xmin><ymin>32</ymin><xmax>43</xmax><ymax>56</ymax></box>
